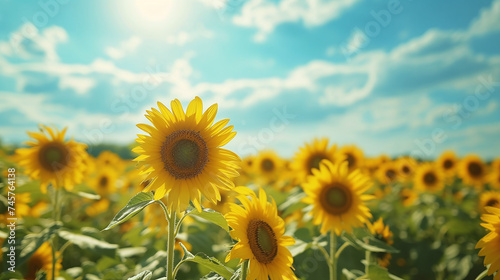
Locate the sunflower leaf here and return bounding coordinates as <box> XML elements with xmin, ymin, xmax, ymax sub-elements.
<box><xmin>58</xmin><ymin>230</ymin><xmax>118</xmax><ymax>257</ymax></box>
<box><xmin>103</xmin><ymin>192</ymin><xmax>155</xmax><ymax>231</ymax></box>
<box><xmin>188</xmin><ymin>208</ymin><xmax>230</xmax><ymax>232</ymax></box>
<box><xmin>17</xmin><ymin>222</ymin><xmax>62</xmax><ymax>266</ymax></box>
<box><xmin>179</xmin><ymin>241</ymin><xmax>195</xmax><ymax>261</ymax></box>
<box><xmin>127</xmin><ymin>271</ymin><xmax>152</xmax><ymax>280</ymax></box>
<box><xmin>367</xmin><ymin>264</ymin><xmax>392</xmax><ymax>280</ymax></box>
<box><xmin>184</xmin><ymin>253</ymin><xmax>234</xmax><ymax>280</ymax></box>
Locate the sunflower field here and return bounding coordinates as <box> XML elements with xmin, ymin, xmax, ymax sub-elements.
<box><xmin>0</xmin><ymin>97</ymin><xmax>499</xmax><ymax>280</ymax></box>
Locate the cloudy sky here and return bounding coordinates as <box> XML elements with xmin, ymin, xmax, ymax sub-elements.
<box><xmin>1</xmin><ymin>0</ymin><xmax>499</xmax><ymax>159</ymax></box>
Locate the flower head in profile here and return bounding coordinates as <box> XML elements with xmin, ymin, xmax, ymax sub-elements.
<box><xmin>225</xmin><ymin>188</ymin><xmax>297</xmax><ymax>280</ymax></box>
<box><xmin>16</xmin><ymin>125</ymin><xmax>87</xmax><ymax>193</ymax></box>
<box><xmin>476</xmin><ymin>206</ymin><xmax>500</xmax><ymax>279</ymax></box>
<box><xmin>133</xmin><ymin>97</ymin><xmax>240</xmax><ymax>212</ymax></box>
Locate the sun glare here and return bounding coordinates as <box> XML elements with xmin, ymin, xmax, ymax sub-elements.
<box><xmin>134</xmin><ymin>0</ymin><xmax>172</xmax><ymax>22</ymax></box>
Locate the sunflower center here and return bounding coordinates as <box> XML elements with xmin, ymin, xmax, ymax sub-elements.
<box><xmin>320</xmin><ymin>183</ymin><xmax>353</xmax><ymax>215</ymax></box>
<box><xmin>27</xmin><ymin>254</ymin><xmax>45</xmax><ymax>279</ymax></box>
<box><xmin>385</xmin><ymin>169</ymin><xmax>396</xmax><ymax>181</ymax></box>
<box><xmin>99</xmin><ymin>176</ymin><xmax>108</xmax><ymax>188</ymax></box>
<box><xmin>247</xmin><ymin>220</ymin><xmax>278</xmax><ymax>264</ymax></box>
<box><xmin>443</xmin><ymin>159</ymin><xmax>453</xmax><ymax>169</ymax></box>
<box><xmin>308</xmin><ymin>154</ymin><xmax>327</xmax><ymax>174</ymax></box>
<box><xmin>402</xmin><ymin>165</ymin><xmax>410</xmax><ymax>174</ymax></box>
<box><xmin>161</xmin><ymin>130</ymin><xmax>208</xmax><ymax>180</ymax></box>
<box><xmin>261</xmin><ymin>158</ymin><xmax>275</xmax><ymax>172</ymax></box>
<box><xmin>38</xmin><ymin>142</ymin><xmax>69</xmax><ymax>172</ymax></box>
<box><xmin>423</xmin><ymin>172</ymin><xmax>437</xmax><ymax>185</ymax></box>
<box><xmin>346</xmin><ymin>153</ymin><xmax>356</xmax><ymax>168</ymax></box>
<box><xmin>486</xmin><ymin>199</ymin><xmax>499</xmax><ymax>207</ymax></box>
<box><xmin>468</xmin><ymin>162</ymin><xmax>483</xmax><ymax>178</ymax></box>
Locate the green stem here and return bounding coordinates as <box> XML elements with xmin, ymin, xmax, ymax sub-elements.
<box><xmin>335</xmin><ymin>242</ymin><xmax>349</xmax><ymax>259</ymax></box>
<box><xmin>365</xmin><ymin>250</ymin><xmax>371</xmax><ymax>275</ymax></box>
<box><xmin>51</xmin><ymin>187</ymin><xmax>61</xmax><ymax>280</ymax></box>
<box><xmin>174</xmin><ymin>212</ymin><xmax>188</xmax><ymax>237</ymax></box>
<box><xmin>475</xmin><ymin>269</ymin><xmax>488</xmax><ymax>280</ymax></box>
<box><xmin>240</xmin><ymin>259</ymin><xmax>249</xmax><ymax>280</ymax></box>
<box><xmin>166</xmin><ymin>210</ymin><xmax>177</xmax><ymax>280</ymax></box>
<box><xmin>330</xmin><ymin>231</ymin><xmax>337</xmax><ymax>280</ymax></box>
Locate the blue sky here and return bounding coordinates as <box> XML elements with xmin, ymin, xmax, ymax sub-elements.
<box><xmin>0</xmin><ymin>0</ymin><xmax>499</xmax><ymax>159</ymax></box>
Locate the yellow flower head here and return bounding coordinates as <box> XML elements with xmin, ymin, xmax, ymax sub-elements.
<box><xmin>133</xmin><ymin>97</ymin><xmax>240</xmax><ymax>212</ymax></box>
<box><xmin>369</xmin><ymin>217</ymin><xmax>394</xmax><ymax>267</ymax></box>
<box><xmin>479</xmin><ymin>191</ymin><xmax>500</xmax><ymax>213</ymax></box>
<box><xmin>436</xmin><ymin>150</ymin><xmax>458</xmax><ymax>178</ymax></box>
<box><xmin>414</xmin><ymin>163</ymin><xmax>445</xmax><ymax>193</ymax></box>
<box><xmin>291</xmin><ymin>138</ymin><xmax>337</xmax><ymax>184</ymax></box>
<box><xmin>476</xmin><ymin>207</ymin><xmax>500</xmax><ymax>278</ymax></box>
<box><xmin>335</xmin><ymin>144</ymin><xmax>365</xmax><ymax>171</ymax></box>
<box><xmin>302</xmin><ymin>160</ymin><xmax>374</xmax><ymax>235</ymax></box>
<box><xmin>458</xmin><ymin>154</ymin><xmax>486</xmax><ymax>187</ymax></box>
<box><xmin>396</xmin><ymin>157</ymin><xmax>418</xmax><ymax>182</ymax></box>
<box><xmin>253</xmin><ymin>150</ymin><xmax>284</xmax><ymax>186</ymax></box>
<box><xmin>16</xmin><ymin>125</ymin><xmax>87</xmax><ymax>192</ymax></box>
<box><xmin>25</xmin><ymin>242</ymin><xmax>62</xmax><ymax>280</ymax></box>
<box><xmin>225</xmin><ymin>188</ymin><xmax>297</xmax><ymax>280</ymax></box>
<box><xmin>376</xmin><ymin>161</ymin><xmax>399</xmax><ymax>185</ymax></box>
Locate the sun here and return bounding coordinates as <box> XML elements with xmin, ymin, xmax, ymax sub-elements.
<box><xmin>134</xmin><ymin>0</ymin><xmax>172</xmax><ymax>22</ymax></box>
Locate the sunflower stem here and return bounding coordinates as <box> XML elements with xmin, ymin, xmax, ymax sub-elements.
<box><xmin>364</xmin><ymin>250</ymin><xmax>371</xmax><ymax>275</ymax></box>
<box><xmin>50</xmin><ymin>186</ymin><xmax>62</xmax><ymax>280</ymax></box>
<box><xmin>329</xmin><ymin>231</ymin><xmax>337</xmax><ymax>280</ymax></box>
<box><xmin>166</xmin><ymin>210</ymin><xmax>177</xmax><ymax>280</ymax></box>
<box><xmin>240</xmin><ymin>259</ymin><xmax>249</xmax><ymax>280</ymax></box>
<box><xmin>475</xmin><ymin>268</ymin><xmax>488</xmax><ymax>280</ymax></box>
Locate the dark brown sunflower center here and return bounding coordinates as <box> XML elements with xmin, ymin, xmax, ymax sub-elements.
<box><xmin>99</xmin><ymin>176</ymin><xmax>108</xmax><ymax>188</ymax></box>
<box><xmin>247</xmin><ymin>220</ymin><xmax>278</xmax><ymax>264</ymax></box>
<box><xmin>423</xmin><ymin>172</ymin><xmax>437</xmax><ymax>185</ymax></box>
<box><xmin>161</xmin><ymin>130</ymin><xmax>208</xmax><ymax>180</ymax></box>
<box><xmin>38</xmin><ymin>142</ymin><xmax>69</xmax><ymax>172</ymax></box>
<box><xmin>27</xmin><ymin>254</ymin><xmax>45</xmax><ymax>280</ymax></box>
<box><xmin>261</xmin><ymin>158</ymin><xmax>275</xmax><ymax>172</ymax></box>
<box><xmin>346</xmin><ymin>153</ymin><xmax>356</xmax><ymax>168</ymax></box>
<box><xmin>385</xmin><ymin>169</ymin><xmax>396</xmax><ymax>181</ymax></box>
<box><xmin>308</xmin><ymin>154</ymin><xmax>327</xmax><ymax>174</ymax></box>
<box><xmin>320</xmin><ymin>183</ymin><xmax>353</xmax><ymax>215</ymax></box>
<box><xmin>468</xmin><ymin>162</ymin><xmax>483</xmax><ymax>178</ymax></box>
<box><xmin>401</xmin><ymin>165</ymin><xmax>410</xmax><ymax>174</ymax></box>
<box><xmin>443</xmin><ymin>159</ymin><xmax>453</xmax><ymax>169</ymax></box>
<box><xmin>486</xmin><ymin>199</ymin><xmax>499</xmax><ymax>207</ymax></box>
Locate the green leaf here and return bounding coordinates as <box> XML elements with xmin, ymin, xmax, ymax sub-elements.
<box><xmin>341</xmin><ymin>232</ymin><xmax>362</xmax><ymax>250</ymax></box>
<box><xmin>18</xmin><ymin>222</ymin><xmax>62</xmax><ymax>266</ymax></box>
<box><xmin>188</xmin><ymin>208</ymin><xmax>230</xmax><ymax>232</ymax></box>
<box><xmin>179</xmin><ymin>242</ymin><xmax>195</xmax><ymax>260</ymax></box>
<box><xmin>127</xmin><ymin>271</ymin><xmax>152</xmax><ymax>280</ymax></box>
<box><xmin>58</xmin><ymin>230</ymin><xmax>118</xmax><ymax>256</ymax></box>
<box><xmin>103</xmin><ymin>192</ymin><xmax>155</xmax><ymax>230</ymax></box>
<box><xmin>118</xmin><ymin>247</ymin><xmax>148</xmax><ymax>258</ymax></box>
<box><xmin>367</xmin><ymin>264</ymin><xmax>391</xmax><ymax>280</ymax></box>
<box><xmin>75</xmin><ymin>191</ymin><xmax>101</xmax><ymax>200</ymax></box>
<box><xmin>359</xmin><ymin>237</ymin><xmax>399</xmax><ymax>253</ymax></box>
<box><xmin>185</xmin><ymin>254</ymin><xmax>234</xmax><ymax>280</ymax></box>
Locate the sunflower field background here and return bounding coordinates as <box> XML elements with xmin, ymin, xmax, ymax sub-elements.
<box><xmin>1</xmin><ymin>0</ymin><xmax>500</xmax><ymax>280</ymax></box>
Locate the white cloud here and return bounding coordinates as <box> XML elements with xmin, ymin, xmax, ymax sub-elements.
<box><xmin>166</xmin><ymin>27</ymin><xmax>214</xmax><ymax>46</ymax></box>
<box><xmin>59</xmin><ymin>76</ymin><xmax>96</xmax><ymax>95</ymax></box>
<box><xmin>468</xmin><ymin>0</ymin><xmax>500</xmax><ymax>36</ymax></box>
<box><xmin>233</xmin><ymin>0</ymin><xmax>359</xmax><ymax>42</ymax></box>
<box><xmin>105</xmin><ymin>36</ymin><xmax>142</xmax><ymax>60</ymax></box>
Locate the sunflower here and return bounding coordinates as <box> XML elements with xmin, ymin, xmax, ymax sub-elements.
<box><xmin>399</xmin><ymin>188</ymin><xmax>418</xmax><ymax>207</ymax></box>
<box><xmin>15</xmin><ymin>125</ymin><xmax>87</xmax><ymax>192</ymax></box>
<box><xmin>96</xmin><ymin>151</ymin><xmax>124</xmax><ymax>169</ymax></box>
<box><xmin>25</xmin><ymin>242</ymin><xmax>62</xmax><ymax>280</ymax></box>
<box><xmin>132</xmin><ymin>97</ymin><xmax>240</xmax><ymax>212</ymax></box>
<box><xmin>203</xmin><ymin>189</ymin><xmax>237</xmax><ymax>214</ymax></box>
<box><xmin>335</xmin><ymin>145</ymin><xmax>364</xmax><ymax>171</ymax></box>
<box><xmin>458</xmin><ymin>154</ymin><xmax>486</xmax><ymax>187</ymax></box>
<box><xmin>436</xmin><ymin>151</ymin><xmax>458</xmax><ymax>178</ymax></box>
<box><xmin>90</xmin><ymin>166</ymin><xmax>119</xmax><ymax>197</ymax></box>
<box><xmin>291</xmin><ymin>138</ymin><xmax>336</xmax><ymax>183</ymax></box>
<box><xmin>175</xmin><ymin>238</ymin><xmax>193</xmax><ymax>258</ymax></box>
<box><xmin>365</xmin><ymin>155</ymin><xmax>391</xmax><ymax>175</ymax></box>
<box><xmin>489</xmin><ymin>170</ymin><xmax>500</xmax><ymax>190</ymax></box>
<box><xmin>396</xmin><ymin>157</ymin><xmax>418</xmax><ymax>182</ymax></box>
<box><xmin>492</xmin><ymin>158</ymin><xmax>500</xmax><ymax>173</ymax></box>
<box><xmin>376</xmin><ymin>161</ymin><xmax>399</xmax><ymax>185</ymax></box>
<box><xmin>479</xmin><ymin>191</ymin><xmax>500</xmax><ymax>213</ymax></box>
<box><xmin>225</xmin><ymin>188</ymin><xmax>297</xmax><ymax>280</ymax></box>
<box><xmin>85</xmin><ymin>199</ymin><xmax>110</xmax><ymax>217</ymax></box>
<box><xmin>476</xmin><ymin>206</ymin><xmax>500</xmax><ymax>279</ymax></box>
<box><xmin>253</xmin><ymin>150</ymin><xmax>284</xmax><ymax>186</ymax></box>
<box><xmin>302</xmin><ymin>160</ymin><xmax>373</xmax><ymax>235</ymax></box>
<box><xmin>414</xmin><ymin>163</ymin><xmax>444</xmax><ymax>193</ymax></box>
<box><xmin>234</xmin><ymin>156</ymin><xmax>255</xmax><ymax>186</ymax></box>
<box><xmin>369</xmin><ymin>218</ymin><xmax>394</xmax><ymax>267</ymax></box>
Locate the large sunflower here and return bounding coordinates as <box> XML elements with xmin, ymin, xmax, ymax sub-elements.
<box><xmin>458</xmin><ymin>154</ymin><xmax>486</xmax><ymax>187</ymax></box>
<box><xmin>302</xmin><ymin>160</ymin><xmax>373</xmax><ymax>235</ymax></box>
<box><xmin>479</xmin><ymin>191</ymin><xmax>500</xmax><ymax>213</ymax></box>
<box><xmin>16</xmin><ymin>125</ymin><xmax>87</xmax><ymax>193</ymax></box>
<box><xmin>133</xmin><ymin>97</ymin><xmax>240</xmax><ymax>212</ymax></box>
<box><xmin>253</xmin><ymin>150</ymin><xmax>284</xmax><ymax>186</ymax></box>
<box><xmin>291</xmin><ymin>138</ymin><xmax>336</xmax><ymax>183</ymax></box>
<box><xmin>369</xmin><ymin>218</ymin><xmax>394</xmax><ymax>267</ymax></box>
<box><xmin>476</xmin><ymin>206</ymin><xmax>500</xmax><ymax>279</ymax></box>
<box><xmin>335</xmin><ymin>145</ymin><xmax>364</xmax><ymax>171</ymax></box>
<box><xmin>414</xmin><ymin>163</ymin><xmax>444</xmax><ymax>193</ymax></box>
<box><xmin>25</xmin><ymin>242</ymin><xmax>62</xmax><ymax>280</ymax></box>
<box><xmin>436</xmin><ymin>151</ymin><xmax>458</xmax><ymax>178</ymax></box>
<box><xmin>225</xmin><ymin>188</ymin><xmax>296</xmax><ymax>280</ymax></box>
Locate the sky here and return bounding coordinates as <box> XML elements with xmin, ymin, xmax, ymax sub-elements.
<box><xmin>0</xmin><ymin>0</ymin><xmax>499</xmax><ymax>159</ymax></box>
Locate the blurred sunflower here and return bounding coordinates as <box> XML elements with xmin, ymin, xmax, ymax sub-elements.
<box><xmin>15</xmin><ymin>125</ymin><xmax>87</xmax><ymax>192</ymax></box>
<box><xmin>396</xmin><ymin>157</ymin><xmax>418</xmax><ymax>182</ymax></box>
<box><xmin>479</xmin><ymin>191</ymin><xmax>500</xmax><ymax>213</ymax></box>
<box><xmin>225</xmin><ymin>188</ymin><xmax>296</xmax><ymax>280</ymax></box>
<box><xmin>133</xmin><ymin>97</ymin><xmax>240</xmax><ymax>212</ymax></box>
<box><xmin>203</xmin><ymin>189</ymin><xmax>237</xmax><ymax>214</ymax></box>
<box><xmin>436</xmin><ymin>151</ymin><xmax>458</xmax><ymax>178</ymax></box>
<box><xmin>174</xmin><ymin>238</ymin><xmax>193</xmax><ymax>258</ymax></box>
<box><xmin>335</xmin><ymin>145</ymin><xmax>364</xmax><ymax>171</ymax></box>
<box><xmin>376</xmin><ymin>161</ymin><xmax>399</xmax><ymax>185</ymax></box>
<box><xmin>414</xmin><ymin>164</ymin><xmax>444</xmax><ymax>193</ymax></box>
<box><xmin>399</xmin><ymin>188</ymin><xmax>418</xmax><ymax>207</ymax></box>
<box><xmin>253</xmin><ymin>150</ymin><xmax>284</xmax><ymax>186</ymax></box>
<box><xmin>234</xmin><ymin>156</ymin><xmax>255</xmax><ymax>186</ymax></box>
<box><xmin>85</xmin><ymin>199</ymin><xmax>110</xmax><ymax>217</ymax></box>
<box><xmin>291</xmin><ymin>138</ymin><xmax>336</xmax><ymax>183</ymax></box>
<box><xmin>302</xmin><ymin>160</ymin><xmax>373</xmax><ymax>235</ymax></box>
<box><xmin>369</xmin><ymin>218</ymin><xmax>394</xmax><ymax>267</ymax></box>
<box><xmin>365</xmin><ymin>154</ymin><xmax>390</xmax><ymax>175</ymax></box>
<box><xmin>90</xmin><ymin>166</ymin><xmax>119</xmax><ymax>197</ymax></box>
<box><xmin>492</xmin><ymin>158</ymin><xmax>500</xmax><ymax>173</ymax></box>
<box><xmin>25</xmin><ymin>242</ymin><xmax>62</xmax><ymax>280</ymax></box>
<box><xmin>476</xmin><ymin>206</ymin><xmax>500</xmax><ymax>279</ymax></box>
<box><xmin>96</xmin><ymin>151</ymin><xmax>123</xmax><ymax>169</ymax></box>
<box><xmin>489</xmin><ymin>170</ymin><xmax>500</xmax><ymax>189</ymax></box>
<box><xmin>458</xmin><ymin>154</ymin><xmax>486</xmax><ymax>187</ymax></box>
